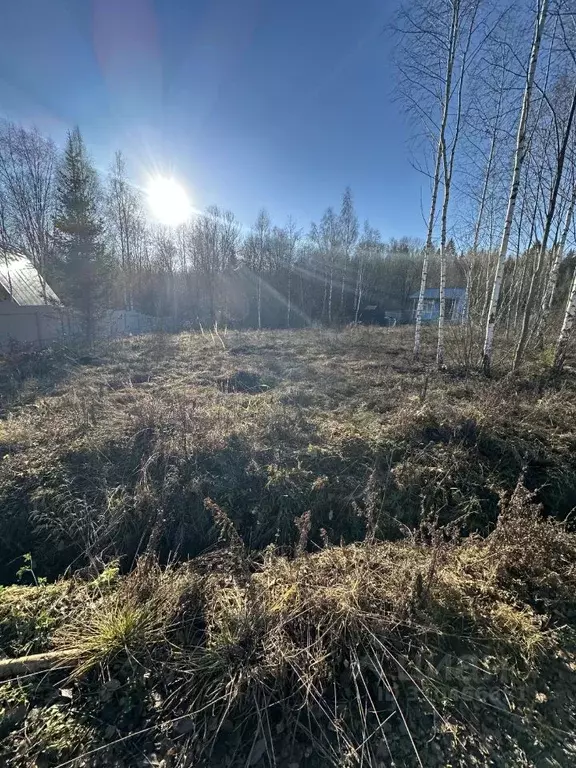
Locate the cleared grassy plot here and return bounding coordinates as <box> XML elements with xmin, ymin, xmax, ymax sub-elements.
<box><xmin>1</xmin><ymin>326</ymin><xmax>576</xmax><ymax>582</ymax></box>
<box><xmin>1</xmin><ymin>328</ymin><xmax>576</xmax><ymax>766</ymax></box>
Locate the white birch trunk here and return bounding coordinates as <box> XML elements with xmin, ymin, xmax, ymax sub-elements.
<box><xmin>482</xmin><ymin>0</ymin><xmax>548</xmax><ymax>374</ymax></box>
<box><xmin>286</xmin><ymin>265</ymin><xmax>292</xmax><ymax>328</ymax></box>
<box><xmin>413</xmin><ymin>246</ymin><xmax>432</xmax><ymax>357</ymax></box>
<box><xmin>480</xmin><ymin>251</ymin><xmax>494</xmax><ymax>328</ymax></box>
<box><xmin>321</xmin><ymin>266</ymin><xmax>328</xmax><ymax>320</ymax></box>
<box><xmin>328</xmin><ymin>264</ymin><xmax>334</xmax><ymax>325</ymax></box>
<box><xmin>437</xmin><ymin>250</ymin><xmax>447</xmax><ymax>367</ymax></box>
<box><xmin>514</xmin><ymin>80</ymin><xmax>576</xmax><ymax>369</ymax></box>
<box><xmin>414</xmin><ymin>0</ymin><xmax>461</xmax><ymax>359</ymax></box>
<box><xmin>437</xmin><ymin>138</ymin><xmax>450</xmax><ymax>368</ymax></box>
<box><xmin>354</xmin><ymin>260</ymin><xmax>364</xmax><ymax>324</ymax></box>
<box><xmin>505</xmin><ymin>180</ymin><xmax>530</xmax><ymax>339</ymax></box>
<box><xmin>554</xmin><ymin>267</ymin><xmax>576</xmax><ymax>371</ymax></box>
<box><xmin>436</xmin><ymin>0</ymin><xmax>477</xmax><ymax>367</ymax></box>
<box><xmin>540</xmin><ymin>184</ymin><xmax>576</xmax><ymax>327</ymax></box>
<box><xmin>340</xmin><ymin>263</ymin><xmax>346</xmax><ymax>314</ymax></box>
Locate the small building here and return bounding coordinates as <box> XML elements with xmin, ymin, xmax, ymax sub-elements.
<box><xmin>0</xmin><ymin>250</ymin><xmax>60</xmax><ymax>306</ymax></box>
<box><xmin>408</xmin><ymin>288</ymin><xmax>467</xmax><ymax>323</ymax></box>
<box><xmin>0</xmin><ymin>250</ymin><xmax>65</xmax><ymax>349</ymax></box>
<box><xmin>358</xmin><ymin>304</ymin><xmax>395</xmax><ymax>326</ymax></box>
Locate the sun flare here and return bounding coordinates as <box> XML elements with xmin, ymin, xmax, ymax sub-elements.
<box><xmin>146</xmin><ymin>176</ymin><xmax>191</xmax><ymax>226</ymax></box>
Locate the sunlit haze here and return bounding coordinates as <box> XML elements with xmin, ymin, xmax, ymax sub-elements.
<box><xmin>146</xmin><ymin>176</ymin><xmax>191</xmax><ymax>227</ymax></box>
<box><xmin>0</xmin><ymin>0</ymin><xmax>410</xmax><ymax>235</ymax></box>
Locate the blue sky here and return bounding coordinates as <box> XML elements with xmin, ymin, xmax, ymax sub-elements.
<box><xmin>0</xmin><ymin>0</ymin><xmax>426</xmax><ymax>239</ymax></box>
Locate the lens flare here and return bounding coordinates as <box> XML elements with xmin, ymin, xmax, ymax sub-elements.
<box><xmin>146</xmin><ymin>176</ymin><xmax>191</xmax><ymax>226</ymax></box>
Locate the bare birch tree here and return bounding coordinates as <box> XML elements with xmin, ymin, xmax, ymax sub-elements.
<box><xmin>513</xmin><ymin>78</ymin><xmax>576</xmax><ymax>369</ymax></box>
<box><xmin>354</xmin><ymin>222</ymin><xmax>382</xmax><ymax>323</ymax></box>
<box><xmin>0</xmin><ymin>120</ymin><xmax>55</xmax><ymax>280</ymax></box>
<box><xmin>540</xmin><ymin>177</ymin><xmax>576</xmax><ymax>319</ymax></box>
<box><xmin>107</xmin><ymin>151</ymin><xmax>144</xmax><ymax>309</ymax></box>
<box><xmin>437</xmin><ymin>0</ymin><xmax>482</xmax><ymax>367</ymax></box>
<box><xmin>244</xmin><ymin>209</ymin><xmax>272</xmax><ymax>329</ymax></box>
<box><xmin>537</xmin><ymin>21</ymin><xmax>576</xmax><ymax>340</ymax></box>
<box><xmin>554</xmin><ymin>257</ymin><xmax>576</xmax><ymax>371</ymax></box>
<box><xmin>285</xmin><ymin>216</ymin><xmax>301</xmax><ymax>328</ymax></box>
<box><xmin>395</xmin><ymin>0</ymin><xmax>490</xmax><ymax>359</ymax></box>
<box><xmin>338</xmin><ymin>187</ymin><xmax>358</xmax><ymax>316</ymax></box>
<box><xmin>394</xmin><ymin>0</ymin><xmax>460</xmax><ymax>356</ymax></box>
<box><xmin>512</xmin><ymin>2</ymin><xmax>576</xmax><ymax>366</ymax></box>
<box><xmin>315</xmin><ymin>208</ymin><xmax>340</xmax><ymax>325</ymax></box>
<box><xmin>482</xmin><ymin>0</ymin><xmax>549</xmax><ymax>374</ymax></box>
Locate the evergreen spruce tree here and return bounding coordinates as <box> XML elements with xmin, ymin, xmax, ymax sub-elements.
<box><xmin>54</xmin><ymin>127</ymin><xmax>111</xmax><ymax>343</ymax></box>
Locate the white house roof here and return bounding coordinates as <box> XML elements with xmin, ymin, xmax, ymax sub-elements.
<box><xmin>0</xmin><ymin>251</ymin><xmax>61</xmax><ymax>306</ymax></box>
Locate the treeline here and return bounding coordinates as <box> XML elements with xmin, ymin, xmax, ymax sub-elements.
<box><xmin>394</xmin><ymin>0</ymin><xmax>576</xmax><ymax>371</ymax></box>
<box><xmin>2</xmin><ymin>0</ymin><xmax>576</xmax><ymax>372</ymax></box>
<box><xmin>3</xmin><ymin>116</ymin><xmax>571</xmax><ymax>352</ymax></box>
<box><xmin>0</xmin><ymin>120</ymin><xmax>469</xmax><ymax>334</ymax></box>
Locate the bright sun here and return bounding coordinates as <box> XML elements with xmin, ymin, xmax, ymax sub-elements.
<box><xmin>146</xmin><ymin>176</ymin><xmax>191</xmax><ymax>226</ymax></box>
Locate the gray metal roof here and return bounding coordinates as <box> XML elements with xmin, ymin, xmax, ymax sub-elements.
<box><xmin>0</xmin><ymin>251</ymin><xmax>61</xmax><ymax>306</ymax></box>
<box><xmin>409</xmin><ymin>287</ymin><xmax>466</xmax><ymax>300</ymax></box>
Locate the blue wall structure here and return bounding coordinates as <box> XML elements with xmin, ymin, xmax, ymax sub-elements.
<box><xmin>408</xmin><ymin>288</ymin><xmax>467</xmax><ymax>323</ymax></box>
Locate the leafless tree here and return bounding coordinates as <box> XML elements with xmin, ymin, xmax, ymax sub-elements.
<box><xmin>0</xmin><ymin>120</ymin><xmax>55</xmax><ymax>282</ymax></box>
<box><xmin>338</xmin><ymin>187</ymin><xmax>358</xmax><ymax>316</ymax></box>
<box><xmin>539</xmin><ymin>173</ymin><xmax>576</xmax><ymax>324</ymax></box>
<box><xmin>270</xmin><ymin>216</ymin><xmax>301</xmax><ymax>328</ymax></box>
<box><xmin>244</xmin><ymin>209</ymin><xmax>272</xmax><ymax>330</ymax></box>
<box><xmin>437</xmin><ymin>0</ymin><xmax>483</xmax><ymax>367</ymax></box>
<box><xmin>394</xmin><ymin>0</ymin><xmax>492</xmax><ymax>359</ymax></box>
<box><xmin>107</xmin><ymin>151</ymin><xmax>144</xmax><ymax>309</ymax></box>
<box><xmin>482</xmin><ymin>0</ymin><xmax>549</xmax><ymax>374</ymax></box>
<box><xmin>394</xmin><ymin>0</ymin><xmax>460</xmax><ymax>355</ymax></box>
<box><xmin>354</xmin><ymin>222</ymin><xmax>382</xmax><ymax>323</ymax></box>
<box><xmin>513</xmin><ymin>80</ymin><xmax>576</xmax><ymax>368</ymax></box>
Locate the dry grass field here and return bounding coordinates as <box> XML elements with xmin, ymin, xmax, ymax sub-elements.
<box><xmin>1</xmin><ymin>327</ymin><xmax>576</xmax><ymax>766</ymax></box>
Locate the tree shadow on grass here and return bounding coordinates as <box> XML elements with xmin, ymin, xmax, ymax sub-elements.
<box><xmin>0</xmin><ymin>345</ymin><xmax>79</xmax><ymax>416</ymax></box>
<box><xmin>2</xmin><ymin>396</ymin><xmax>576</xmax><ymax>584</ymax></box>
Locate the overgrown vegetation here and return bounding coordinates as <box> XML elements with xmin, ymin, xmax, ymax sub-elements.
<box><xmin>1</xmin><ymin>327</ymin><xmax>576</xmax><ymax>765</ymax></box>
<box><xmin>2</xmin><ymin>487</ymin><xmax>576</xmax><ymax>766</ymax></box>
<box><xmin>1</xmin><ymin>327</ymin><xmax>575</xmax><ymax>582</ymax></box>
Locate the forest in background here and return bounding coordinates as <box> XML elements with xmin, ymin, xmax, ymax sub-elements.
<box><xmin>4</xmin><ymin>3</ymin><xmax>576</xmax><ymax>765</ymax></box>
<box><xmin>1</xmin><ymin>0</ymin><xmax>576</xmax><ymax>373</ymax></box>
<box><xmin>0</xmin><ymin>123</ymin><xmax>467</xmax><ymax>329</ymax></box>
